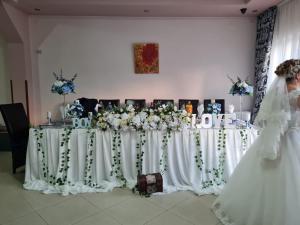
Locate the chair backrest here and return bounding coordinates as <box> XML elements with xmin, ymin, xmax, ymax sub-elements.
<box><xmin>178</xmin><ymin>99</ymin><xmax>199</xmax><ymax>114</ymax></box>
<box><xmin>153</xmin><ymin>99</ymin><xmax>174</xmax><ymax>108</ymax></box>
<box><xmin>0</xmin><ymin>103</ymin><xmax>29</xmax><ymax>143</ymax></box>
<box><xmin>99</xmin><ymin>99</ymin><xmax>120</xmax><ymax>109</ymax></box>
<box><xmin>77</xmin><ymin>97</ymin><xmax>98</xmax><ymax>117</ymax></box>
<box><xmin>125</xmin><ymin>99</ymin><xmax>146</xmax><ymax>110</ymax></box>
<box><xmin>203</xmin><ymin>99</ymin><xmax>225</xmax><ymax>114</ymax></box>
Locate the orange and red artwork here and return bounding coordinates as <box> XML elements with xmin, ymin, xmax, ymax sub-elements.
<box><xmin>134</xmin><ymin>43</ymin><xmax>159</xmax><ymax>74</ymax></box>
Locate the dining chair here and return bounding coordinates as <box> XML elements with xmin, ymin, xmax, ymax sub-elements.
<box><xmin>178</xmin><ymin>99</ymin><xmax>199</xmax><ymax>114</ymax></box>
<box><xmin>77</xmin><ymin>97</ymin><xmax>98</xmax><ymax>117</ymax></box>
<box><xmin>98</xmin><ymin>99</ymin><xmax>120</xmax><ymax>110</ymax></box>
<box><xmin>153</xmin><ymin>99</ymin><xmax>174</xmax><ymax>108</ymax></box>
<box><xmin>125</xmin><ymin>99</ymin><xmax>146</xmax><ymax>110</ymax></box>
<box><xmin>0</xmin><ymin>103</ymin><xmax>29</xmax><ymax>173</ymax></box>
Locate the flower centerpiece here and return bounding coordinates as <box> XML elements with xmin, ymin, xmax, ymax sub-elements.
<box><xmin>51</xmin><ymin>69</ymin><xmax>77</xmax><ymax>95</ymax></box>
<box><xmin>228</xmin><ymin>76</ymin><xmax>253</xmax><ymax>96</ymax></box>
<box><xmin>228</xmin><ymin>76</ymin><xmax>253</xmax><ymax>122</ymax></box>
<box><xmin>51</xmin><ymin>69</ymin><xmax>78</xmax><ymax>123</ymax></box>
<box><xmin>93</xmin><ymin>104</ymin><xmax>191</xmax><ymax>132</ymax></box>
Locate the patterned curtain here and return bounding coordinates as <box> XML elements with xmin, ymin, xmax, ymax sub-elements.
<box><xmin>252</xmin><ymin>6</ymin><xmax>277</xmax><ymax>121</ymax></box>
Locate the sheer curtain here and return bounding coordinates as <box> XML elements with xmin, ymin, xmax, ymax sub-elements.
<box><xmin>268</xmin><ymin>0</ymin><xmax>300</xmax><ymax>88</ymax></box>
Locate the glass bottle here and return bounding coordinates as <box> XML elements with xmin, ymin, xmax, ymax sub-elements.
<box><xmin>185</xmin><ymin>101</ymin><xmax>193</xmax><ymax>114</ymax></box>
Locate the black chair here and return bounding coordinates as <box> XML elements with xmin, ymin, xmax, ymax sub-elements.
<box><xmin>77</xmin><ymin>97</ymin><xmax>98</xmax><ymax>117</ymax></box>
<box><xmin>203</xmin><ymin>99</ymin><xmax>225</xmax><ymax>114</ymax></box>
<box><xmin>98</xmin><ymin>99</ymin><xmax>120</xmax><ymax>110</ymax></box>
<box><xmin>153</xmin><ymin>99</ymin><xmax>174</xmax><ymax>108</ymax></box>
<box><xmin>178</xmin><ymin>99</ymin><xmax>199</xmax><ymax>114</ymax></box>
<box><xmin>125</xmin><ymin>99</ymin><xmax>146</xmax><ymax>111</ymax></box>
<box><xmin>0</xmin><ymin>103</ymin><xmax>29</xmax><ymax>173</ymax></box>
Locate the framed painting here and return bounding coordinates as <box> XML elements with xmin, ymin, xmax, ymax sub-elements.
<box><xmin>134</xmin><ymin>43</ymin><xmax>159</xmax><ymax>74</ymax></box>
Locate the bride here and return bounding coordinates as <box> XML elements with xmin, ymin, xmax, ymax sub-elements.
<box><xmin>212</xmin><ymin>59</ymin><xmax>300</xmax><ymax>225</ymax></box>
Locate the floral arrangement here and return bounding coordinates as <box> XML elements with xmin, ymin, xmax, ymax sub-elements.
<box><xmin>94</xmin><ymin>104</ymin><xmax>191</xmax><ymax>131</ymax></box>
<box><xmin>66</xmin><ymin>100</ymin><xmax>84</xmax><ymax>118</ymax></box>
<box><xmin>228</xmin><ymin>76</ymin><xmax>253</xmax><ymax>96</ymax></box>
<box><xmin>207</xmin><ymin>103</ymin><xmax>222</xmax><ymax>114</ymax></box>
<box><xmin>51</xmin><ymin>70</ymin><xmax>77</xmax><ymax>95</ymax></box>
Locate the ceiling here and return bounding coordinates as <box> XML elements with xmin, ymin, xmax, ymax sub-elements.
<box><xmin>5</xmin><ymin>0</ymin><xmax>282</xmax><ymax>17</ymax></box>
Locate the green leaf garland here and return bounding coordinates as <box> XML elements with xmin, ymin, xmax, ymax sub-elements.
<box><xmin>194</xmin><ymin>131</ymin><xmax>204</xmax><ymax>171</ymax></box>
<box><xmin>110</xmin><ymin>130</ymin><xmax>127</xmax><ymax>187</ymax></box>
<box><xmin>136</xmin><ymin>130</ymin><xmax>146</xmax><ymax>175</ymax></box>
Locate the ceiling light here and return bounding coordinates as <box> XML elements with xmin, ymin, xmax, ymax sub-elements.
<box><xmin>34</xmin><ymin>8</ymin><xmax>41</xmax><ymax>11</ymax></box>
<box><xmin>144</xmin><ymin>9</ymin><xmax>150</xmax><ymax>13</ymax></box>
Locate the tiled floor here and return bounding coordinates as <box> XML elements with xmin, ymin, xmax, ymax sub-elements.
<box><xmin>0</xmin><ymin>152</ymin><xmax>221</xmax><ymax>225</ymax></box>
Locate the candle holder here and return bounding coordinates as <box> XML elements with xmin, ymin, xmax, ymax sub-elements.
<box><xmin>47</xmin><ymin>112</ymin><xmax>52</xmax><ymax>125</ymax></box>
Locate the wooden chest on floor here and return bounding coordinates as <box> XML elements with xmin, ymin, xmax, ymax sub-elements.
<box><xmin>137</xmin><ymin>173</ymin><xmax>163</xmax><ymax>195</ymax></box>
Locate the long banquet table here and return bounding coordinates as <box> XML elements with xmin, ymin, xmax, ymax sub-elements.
<box><xmin>24</xmin><ymin>127</ymin><xmax>257</xmax><ymax>195</ymax></box>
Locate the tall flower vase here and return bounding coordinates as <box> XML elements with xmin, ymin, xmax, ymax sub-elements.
<box><xmin>239</xmin><ymin>95</ymin><xmax>242</xmax><ymax>120</ymax></box>
<box><xmin>60</xmin><ymin>94</ymin><xmax>67</xmax><ymax>125</ymax></box>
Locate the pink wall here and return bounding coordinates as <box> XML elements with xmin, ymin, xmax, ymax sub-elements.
<box><xmin>29</xmin><ymin>17</ymin><xmax>257</xmax><ymax>123</ymax></box>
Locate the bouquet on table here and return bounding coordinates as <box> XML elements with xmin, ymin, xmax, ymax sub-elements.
<box><xmin>207</xmin><ymin>102</ymin><xmax>222</xmax><ymax>114</ymax></box>
<box><xmin>94</xmin><ymin>104</ymin><xmax>191</xmax><ymax>131</ymax></box>
<box><xmin>66</xmin><ymin>100</ymin><xmax>84</xmax><ymax>118</ymax></box>
<box><xmin>228</xmin><ymin>76</ymin><xmax>253</xmax><ymax>96</ymax></box>
<box><xmin>51</xmin><ymin>69</ymin><xmax>77</xmax><ymax>95</ymax></box>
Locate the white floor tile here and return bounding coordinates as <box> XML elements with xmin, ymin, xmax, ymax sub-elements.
<box><xmin>0</xmin><ymin>190</ymin><xmax>34</xmax><ymax>224</ymax></box>
<box><xmin>146</xmin><ymin>191</ymin><xmax>195</xmax><ymax>209</ymax></box>
<box><xmin>198</xmin><ymin>195</ymin><xmax>217</xmax><ymax>207</ymax></box>
<box><xmin>106</xmin><ymin>198</ymin><xmax>165</xmax><ymax>225</ymax></box>
<box><xmin>3</xmin><ymin>212</ymin><xmax>47</xmax><ymax>225</ymax></box>
<box><xmin>37</xmin><ymin>197</ymin><xmax>98</xmax><ymax>225</ymax></box>
<box><xmin>170</xmin><ymin>198</ymin><xmax>219</xmax><ymax>225</ymax></box>
<box><xmin>146</xmin><ymin>211</ymin><xmax>194</xmax><ymax>225</ymax></box>
<box><xmin>74</xmin><ymin>211</ymin><xmax>121</xmax><ymax>225</ymax></box>
<box><xmin>82</xmin><ymin>188</ymin><xmax>132</xmax><ymax>210</ymax></box>
<box><xmin>22</xmin><ymin>190</ymin><xmax>70</xmax><ymax>210</ymax></box>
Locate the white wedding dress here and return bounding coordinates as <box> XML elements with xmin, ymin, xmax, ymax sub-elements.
<box><xmin>212</xmin><ymin>88</ymin><xmax>300</xmax><ymax>225</ymax></box>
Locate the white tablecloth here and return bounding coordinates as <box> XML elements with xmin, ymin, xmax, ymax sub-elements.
<box><xmin>24</xmin><ymin>128</ymin><xmax>257</xmax><ymax>195</ymax></box>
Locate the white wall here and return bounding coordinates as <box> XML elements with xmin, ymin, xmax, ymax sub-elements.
<box><xmin>3</xmin><ymin>2</ymin><xmax>36</xmax><ymax>123</ymax></box>
<box><xmin>0</xmin><ymin>35</ymin><xmax>10</xmax><ymax>125</ymax></box>
<box><xmin>29</xmin><ymin>17</ymin><xmax>257</xmax><ymax>122</ymax></box>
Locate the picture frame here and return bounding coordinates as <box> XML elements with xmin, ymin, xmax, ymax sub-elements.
<box><xmin>134</xmin><ymin>43</ymin><xmax>159</xmax><ymax>74</ymax></box>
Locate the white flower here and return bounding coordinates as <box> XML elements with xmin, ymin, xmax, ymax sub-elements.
<box><xmin>181</xmin><ymin>110</ymin><xmax>188</xmax><ymax>116</ymax></box>
<box><xmin>160</xmin><ymin>122</ymin><xmax>168</xmax><ymax>130</ymax></box>
<box><xmin>149</xmin><ymin>121</ymin><xmax>158</xmax><ymax>129</ymax></box>
<box><xmin>107</xmin><ymin>114</ymin><xmax>114</xmax><ymax>122</ymax></box>
<box><xmin>54</xmin><ymin>80</ymin><xmax>64</xmax><ymax>87</ymax></box>
<box><xmin>139</xmin><ymin>112</ymin><xmax>148</xmax><ymax>121</ymax></box>
<box><xmin>142</xmin><ymin>121</ymin><xmax>150</xmax><ymax>130</ymax></box>
<box><xmin>121</xmin><ymin>113</ymin><xmax>129</xmax><ymax>120</ymax></box>
<box><xmin>126</xmin><ymin>105</ymin><xmax>135</xmax><ymax>112</ymax></box>
<box><xmin>242</xmin><ymin>81</ymin><xmax>248</xmax><ymax>88</ymax></box>
<box><xmin>174</xmin><ymin>106</ymin><xmax>178</xmax><ymax>111</ymax></box>
<box><xmin>153</xmin><ymin>115</ymin><xmax>160</xmax><ymax>122</ymax></box>
<box><xmin>112</xmin><ymin>118</ymin><xmax>121</xmax><ymax>129</ymax></box>
<box><xmin>132</xmin><ymin>115</ymin><xmax>141</xmax><ymax>127</ymax></box>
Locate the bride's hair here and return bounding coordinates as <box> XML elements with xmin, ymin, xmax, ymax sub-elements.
<box><xmin>275</xmin><ymin>59</ymin><xmax>300</xmax><ymax>82</ymax></box>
